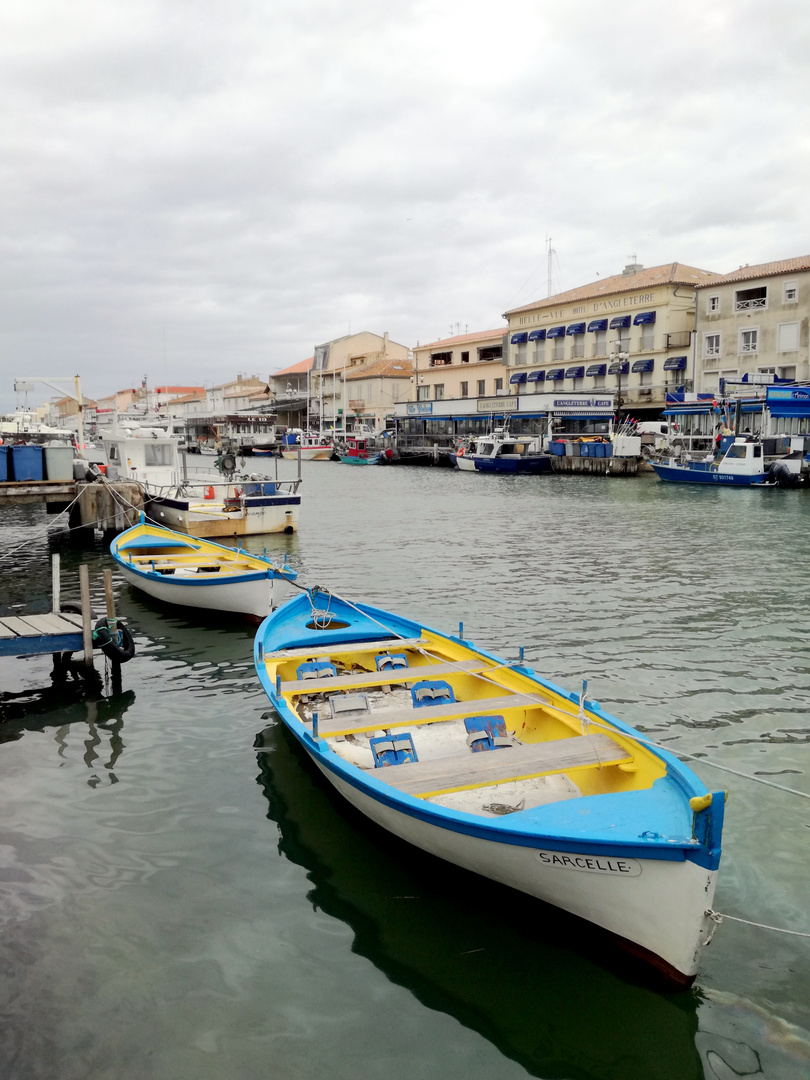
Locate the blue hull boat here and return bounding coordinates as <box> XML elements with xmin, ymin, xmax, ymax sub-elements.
<box><xmin>254</xmin><ymin>590</ymin><xmax>725</xmax><ymax>986</ymax></box>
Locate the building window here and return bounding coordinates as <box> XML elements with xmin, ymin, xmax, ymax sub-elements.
<box><xmin>553</xmin><ymin>337</ymin><xmax>564</xmax><ymax>360</ymax></box>
<box><xmin>707</xmin><ymin>294</ymin><xmax>720</xmax><ymax>313</ymax></box>
<box><xmin>739</xmin><ymin>328</ymin><xmax>759</xmax><ymax>354</ymax></box>
<box><xmin>593</xmin><ymin>374</ymin><xmax>605</xmax><ymax>389</ymax></box>
<box><xmin>477</xmin><ymin>379</ymin><xmax>486</xmax><ymax>395</ymax></box>
<box><xmin>515</xmin><ymin>342</ymin><xmax>527</xmax><ymax>365</ymax></box>
<box><xmin>778</xmin><ymin>322</ymin><xmax>799</xmax><ymax>352</ymax></box>
<box><xmin>779</xmin><ymin>365</ymin><xmax>797</xmax><ymax>381</ymax></box>
<box><xmin>534</xmin><ymin>340</ymin><xmax>545</xmax><ymax>364</ymax></box>
<box><xmin>417</xmin><ymin>386</ymin><xmax>430</xmax><ymax>401</ymax></box>
<box><xmin>703</xmin><ymin>332</ymin><xmax>721</xmax><ymax>358</ymax></box>
<box><xmin>572</xmin><ymin>336</ymin><xmax>584</xmax><ymax>358</ymax></box>
<box><xmin>783</xmin><ymin>282</ymin><xmax>798</xmax><ymax>303</ymax></box>
<box><xmin>494</xmin><ymin>378</ymin><xmax>503</xmax><ymax>393</ymax></box>
<box><xmin>640</xmin><ymin>324</ymin><xmax>654</xmax><ymax>350</ymax></box>
<box><xmin>460</xmin><ymin>381</ymin><xmax>468</xmax><ymax>397</ymax></box>
<box><xmin>429</xmin><ymin>351</ymin><xmax>452</xmax><ymax>367</ymax></box>
<box><xmin>735</xmin><ymin>286</ymin><xmax>767</xmax><ymax>312</ymax></box>
<box><xmin>434</xmin><ymin>385</ymin><xmax>444</xmax><ymax>400</ymax></box>
<box><xmin>478</xmin><ymin>346</ymin><xmax>502</xmax><ymax>361</ymax></box>
<box><xmin>593</xmin><ymin>330</ymin><xmax>606</xmax><ymax>355</ymax></box>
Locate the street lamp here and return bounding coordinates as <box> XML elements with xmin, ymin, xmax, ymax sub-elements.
<box><xmin>609</xmin><ymin>342</ymin><xmax>629</xmax><ymax>428</ymax></box>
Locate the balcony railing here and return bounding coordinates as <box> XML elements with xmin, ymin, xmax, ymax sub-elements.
<box><xmin>735</xmin><ymin>298</ymin><xmax>767</xmax><ymax>311</ymax></box>
<box><xmin>348</xmin><ymin>400</ymin><xmax>366</xmax><ymax>410</ymax></box>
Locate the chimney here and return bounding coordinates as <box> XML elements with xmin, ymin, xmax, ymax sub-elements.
<box><xmin>622</xmin><ymin>261</ymin><xmax>644</xmax><ymax>276</ymax></box>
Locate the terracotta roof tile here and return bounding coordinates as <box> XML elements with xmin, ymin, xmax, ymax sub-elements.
<box><xmin>504</xmin><ymin>263</ymin><xmax>720</xmax><ymax>315</ymax></box>
<box><xmin>694</xmin><ymin>254</ymin><xmax>810</xmax><ymax>288</ymax></box>
<box><xmin>417</xmin><ymin>327</ymin><xmax>507</xmax><ymax>350</ymax></box>
<box><xmin>345</xmin><ymin>357</ymin><xmax>414</xmax><ymax>380</ymax></box>
<box><xmin>271</xmin><ymin>357</ymin><xmax>314</xmax><ymax>377</ymax></box>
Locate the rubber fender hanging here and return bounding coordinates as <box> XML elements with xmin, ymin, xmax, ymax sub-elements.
<box><xmin>94</xmin><ymin>617</ymin><xmax>136</xmax><ymax>664</ymax></box>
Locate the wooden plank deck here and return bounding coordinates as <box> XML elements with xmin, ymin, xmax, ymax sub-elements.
<box><xmin>265</xmin><ymin>636</ymin><xmax>431</xmax><ymax>662</ymax></box>
<box><xmin>0</xmin><ymin>610</ymin><xmax>85</xmax><ymax>657</ymax></box>
<box><xmin>281</xmin><ymin>657</ymin><xmax>489</xmax><ymax>694</ymax></box>
<box><xmin>311</xmin><ymin>692</ymin><xmax>548</xmax><ymax>738</ymax></box>
<box><xmin>373</xmin><ymin>734</ymin><xmax>632</xmax><ymax>797</ymax></box>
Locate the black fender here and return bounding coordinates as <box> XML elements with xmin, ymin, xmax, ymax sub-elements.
<box><xmin>94</xmin><ymin>618</ymin><xmax>136</xmax><ymax>664</ymax></box>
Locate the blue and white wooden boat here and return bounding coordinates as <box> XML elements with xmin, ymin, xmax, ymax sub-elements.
<box><xmin>254</xmin><ymin>590</ymin><xmax>725</xmax><ymax>986</ymax></box>
<box><xmin>455</xmin><ymin>429</ymin><xmax>552</xmax><ymax>474</ymax></box>
<box><xmin>651</xmin><ymin>437</ymin><xmax>800</xmax><ymax>486</ymax></box>
<box><xmin>111</xmin><ymin>516</ymin><xmax>298</xmax><ymax>619</ymax></box>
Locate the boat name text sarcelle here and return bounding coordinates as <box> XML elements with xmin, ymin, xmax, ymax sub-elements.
<box><xmin>536</xmin><ymin>851</ymin><xmax>642</xmax><ymax>876</ymax></box>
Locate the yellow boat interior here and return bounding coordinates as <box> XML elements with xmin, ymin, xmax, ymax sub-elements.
<box><xmin>263</xmin><ymin>632</ymin><xmax>667</xmax><ymax>817</ymax></box>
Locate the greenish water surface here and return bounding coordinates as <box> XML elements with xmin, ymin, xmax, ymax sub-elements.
<box><xmin>1</xmin><ymin>463</ymin><xmax>809</xmax><ymax>1079</ymax></box>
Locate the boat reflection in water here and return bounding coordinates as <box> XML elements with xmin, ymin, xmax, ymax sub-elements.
<box><xmin>254</xmin><ymin>722</ymin><xmax>704</xmax><ymax>1080</ymax></box>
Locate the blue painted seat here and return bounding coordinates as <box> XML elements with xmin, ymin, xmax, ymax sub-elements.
<box><xmin>410</xmin><ymin>680</ymin><xmax>455</xmax><ymax>707</ymax></box>
<box><xmin>464</xmin><ymin>715</ymin><xmax>512</xmax><ymax>752</ymax></box>
<box><xmin>375</xmin><ymin>652</ymin><xmax>409</xmax><ymax>672</ymax></box>
<box><xmin>296</xmin><ymin>660</ymin><xmax>337</xmax><ymax>681</ymax></box>
<box><xmin>370</xmin><ymin>732</ymin><xmax>418</xmax><ymax>767</ymax></box>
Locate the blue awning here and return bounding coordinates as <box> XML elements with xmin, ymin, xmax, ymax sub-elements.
<box><xmin>663</xmin><ymin>356</ymin><xmax>687</xmax><ymax>371</ymax></box>
<box><xmin>510</xmin><ymin>332</ymin><xmax>528</xmax><ymax>344</ymax></box>
<box><xmin>586</xmin><ymin>363</ymin><xmax>606</xmax><ymax>376</ymax></box>
<box><xmin>565</xmin><ymin>366</ymin><xmax>585</xmax><ymax>378</ymax></box>
<box><xmin>662</xmin><ymin>407</ymin><xmax>712</xmax><ymax>416</ymax></box>
<box><xmin>527</xmin><ymin>370</ymin><xmax>545</xmax><ymax>382</ymax></box>
<box><xmin>632</xmin><ymin>359</ymin><xmax>654</xmax><ymax>373</ymax></box>
<box><xmin>587</xmin><ymin>319</ymin><xmax>608</xmax><ymax>332</ymax></box>
<box><xmin>546</xmin><ymin>368</ymin><xmax>564</xmax><ymax>380</ymax></box>
<box><xmin>546</xmin><ymin>326</ymin><xmax>566</xmax><ymax>338</ymax></box>
<box><xmin>633</xmin><ymin>311</ymin><xmax>656</xmax><ymax>325</ymax></box>
<box><xmin>509</xmin><ymin>371</ymin><xmax>527</xmax><ymax>384</ymax></box>
<box><xmin>527</xmin><ymin>329</ymin><xmax>546</xmax><ymax>341</ymax></box>
<box><xmin>609</xmin><ymin>315</ymin><xmax>631</xmax><ymax>329</ymax></box>
<box><xmin>608</xmin><ymin>361</ymin><xmax>629</xmax><ymax>375</ymax></box>
<box><xmin>566</xmin><ymin>322</ymin><xmax>586</xmax><ymax>336</ymax></box>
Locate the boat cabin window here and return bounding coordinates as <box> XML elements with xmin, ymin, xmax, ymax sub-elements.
<box><xmin>726</xmin><ymin>444</ymin><xmax>747</xmax><ymax>459</ymax></box>
<box><xmin>753</xmin><ymin>444</ymin><xmax>762</xmax><ymax>457</ymax></box>
<box><xmin>108</xmin><ymin>444</ymin><xmax>120</xmax><ymax>463</ymax></box>
<box><xmin>144</xmin><ymin>443</ymin><xmax>175</xmax><ymax>467</ymax></box>
<box><xmin>478</xmin><ymin>442</ymin><xmax>494</xmax><ymax>455</ymax></box>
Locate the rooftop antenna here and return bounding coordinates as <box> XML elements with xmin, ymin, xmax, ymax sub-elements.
<box><xmin>547</xmin><ymin>236</ymin><xmax>554</xmax><ymax>298</ymax></box>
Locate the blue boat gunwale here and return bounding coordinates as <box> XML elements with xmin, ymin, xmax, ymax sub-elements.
<box><xmin>254</xmin><ymin>594</ymin><xmax>715</xmax><ymax>864</ymax></box>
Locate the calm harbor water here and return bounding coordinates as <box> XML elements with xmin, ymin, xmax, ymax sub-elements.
<box><xmin>1</xmin><ymin>462</ymin><xmax>809</xmax><ymax>1080</ymax></box>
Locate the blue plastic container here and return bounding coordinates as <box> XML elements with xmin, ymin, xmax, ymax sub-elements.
<box><xmin>580</xmin><ymin>443</ymin><xmax>591</xmax><ymax>458</ymax></box>
<box><xmin>261</xmin><ymin>483</ymin><xmax>276</xmax><ymax>495</ymax></box>
<box><xmin>604</xmin><ymin>443</ymin><xmax>613</xmax><ymax>458</ymax></box>
<box><xmin>551</xmin><ymin>441</ymin><xmax>566</xmax><ymax>456</ymax></box>
<box><xmin>11</xmin><ymin>444</ymin><xmax>44</xmax><ymax>481</ymax></box>
<box><xmin>0</xmin><ymin>446</ymin><xmax>7</xmax><ymax>481</ymax></box>
<box><xmin>594</xmin><ymin>442</ymin><xmax>606</xmax><ymax>458</ymax></box>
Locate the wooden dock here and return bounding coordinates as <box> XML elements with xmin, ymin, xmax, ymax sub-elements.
<box><xmin>0</xmin><ymin>479</ymin><xmax>143</xmax><ymax>530</ymax></box>
<box><xmin>0</xmin><ymin>609</ymin><xmax>84</xmax><ymax>658</ymax></box>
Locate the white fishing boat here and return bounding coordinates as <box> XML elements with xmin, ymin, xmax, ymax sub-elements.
<box><xmin>280</xmin><ymin>431</ymin><xmax>334</xmax><ymax>461</ymax></box>
<box><xmin>111</xmin><ymin>516</ymin><xmax>298</xmax><ymax>619</ymax></box>
<box><xmin>454</xmin><ymin>428</ymin><xmax>552</xmax><ymax>474</ymax></box>
<box><xmin>254</xmin><ymin>590</ymin><xmax>726</xmax><ymax>987</ymax></box>
<box><xmin>101</xmin><ymin>433</ymin><xmax>302</xmax><ymax>537</ymax></box>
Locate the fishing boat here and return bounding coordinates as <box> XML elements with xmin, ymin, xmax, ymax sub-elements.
<box><xmin>111</xmin><ymin>515</ymin><xmax>298</xmax><ymax>619</ymax></box>
<box><xmin>280</xmin><ymin>432</ymin><xmax>334</xmax><ymax>461</ymax></box>
<box><xmin>254</xmin><ymin>590</ymin><xmax>725</xmax><ymax>986</ymax></box>
<box><xmin>454</xmin><ymin>428</ymin><xmax>552</xmax><ymax>474</ymax></box>
<box><xmin>651</xmin><ymin>436</ymin><xmax>803</xmax><ymax>487</ymax></box>
<box><xmin>339</xmin><ymin>435</ymin><xmax>381</xmax><ymax>465</ymax></box>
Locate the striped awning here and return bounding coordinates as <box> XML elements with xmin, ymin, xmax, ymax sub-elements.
<box><xmin>663</xmin><ymin>356</ymin><xmax>687</xmax><ymax>371</ymax></box>
<box><xmin>546</xmin><ymin>326</ymin><xmax>566</xmax><ymax>338</ymax></box>
<box><xmin>510</xmin><ymin>332</ymin><xmax>528</xmax><ymax>344</ymax></box>
<box><xmin>510</xmin><ymin>371</ymin><xmax>527</xmax><ymax>384</ymax></box>
<box><xmin>633</xmin><ymin>311</ymin><xmax>656</xmax><ymax>325</ymax></box>
<box><xmin>565</xmin><ymin>366</ymin><xmax>585</xmax><ymax>378</ymax></box>
<box><xmin>545</xmin><ymin>368</ymin><xmax>564</xmax><ymax>379</ymax></box>
<box><xmin>528</xmin><ymin>329</ymin><xmax>546</xmax><ymax>341</ymax></box>
<box><xmin>608</xmin><ymin>361</ymin><xmax>629</xmax><ymax>375</ymax></box>
<box><xmin>565</xmin><ymin>322</ymin><xmax>586</xmax><ymax>335</ymax></box>
<box><xmin>586</xmin><ymin>364</ymin><xmax>607</xmax><ymax>376</ymax></box>
<box><xmin>587</xmin><ymin>319</ymin><xmax>608</xmax><ymax>332</ymax></box>
<box><xmin>632</xmin><ymin>358</ymin><xmax>654</xmax><ymax>373</ymax></box>
<box><xmin>609</xmin><ymin>315</ymin><xmax>631</xmax><ymax>329</ymax></box>
<box><xmin>527</xmin><ymin>370</ymin><xmax>545</xmax><ymax>382</ymax></box>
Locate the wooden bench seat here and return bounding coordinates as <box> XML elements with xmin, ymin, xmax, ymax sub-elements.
<box><xmin>372</xmin><ymin>733</ymin><xmax>632</xmax><ymax>797</ymax></box>
<box><xmin>312</xmin><ymin>692</ymin><xmax>549</xmax><ymax>738</ymax></box>
<box><xmin>281</xmin><ymin>657</ymin><xmax>488</xmax><ymax>694</ymax></box>
<box><xmin>264</xmin><ymin>636</ymin><xmax>431</xmax><ymax>662</ymax></box>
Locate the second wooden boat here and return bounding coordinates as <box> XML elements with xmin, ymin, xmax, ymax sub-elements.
<box><xmin>111</xmin><ymin>516</ymin><xmax>298</xmax><ymax>619</ymax></box>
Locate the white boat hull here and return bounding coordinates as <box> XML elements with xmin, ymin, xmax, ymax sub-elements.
<box><xmin>118</xmin><ymin>563</ymin><xmax>295</xmax><ymax>618</ymax></box>
<box><xmin>456</xmin><ymin>455</ymin><xmax>477</xmax><ymax>471</ymax></box>
<box><xmin>147</xmin><ymin>495</ymin><xmax>300</xmax><ymax>537</ymax></box>
<box><xmin>314</xmin><ymin>759</ymin><xmax>717</xmax><ymax>982</ymax></box>
<box><xmin>280</xmin><ymin>446</ymin><xmax>333</xmax><ymax>461</ymax></box>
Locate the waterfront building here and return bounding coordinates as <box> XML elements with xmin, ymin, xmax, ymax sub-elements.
<box><xmin>503</xmin><ymin>262</ymin><xmax>719</xmax><ymax>418</ymax></box>
<box><xmin>268</xmin><ymin>358</ymin><xmax>312</xmax><ymax>429</ymax></box>
<box><xmin>693</xmin><ymin>255</ymin><xmax>810</xmax><ymax>394</ymax></box>
<box><xmin>308</xmin><ymin>331</ymin><xmax>411</xmax><ymax>432</ymax></box>
<box><xmin>411</xmin><ymin>328</ymin><xmax>509</xmax><ymax>404</ymax></box>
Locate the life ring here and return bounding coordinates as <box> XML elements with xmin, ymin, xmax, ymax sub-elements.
<box><xmin>94</xmin><ymin>618</ymin><xmax>136</xmax><ymax>664</ymax></box>
<box><xmin>457</xmin><ymin>447</ymin><xmax>465</xmax><ymax>456</ymax></box>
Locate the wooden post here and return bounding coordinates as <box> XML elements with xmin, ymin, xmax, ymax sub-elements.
<box><xmin>79</xmin><ymin>564</ymin><xmax>94</xmax><ymax>670</ymax></box>
<box><xmin>103</xmin><ymin>568</ymin><xmax>117</xmax><ymax>638</ymax></box>
<box><xmin>52</xmin><ymin>553</ymin><xmax>60</xmax><ymax>613</ymax></box>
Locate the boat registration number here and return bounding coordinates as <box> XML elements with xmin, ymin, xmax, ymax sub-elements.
<box><xmin>536</xmin><ymin>850</ymin><xmax>641</xmax><ymax>877</ymax></box>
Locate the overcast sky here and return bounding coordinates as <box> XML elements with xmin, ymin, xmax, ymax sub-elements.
<box><xmin>2</xmin><ymin>0</ymin><xmax>809</xmax><ymax>412</ymax></box>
